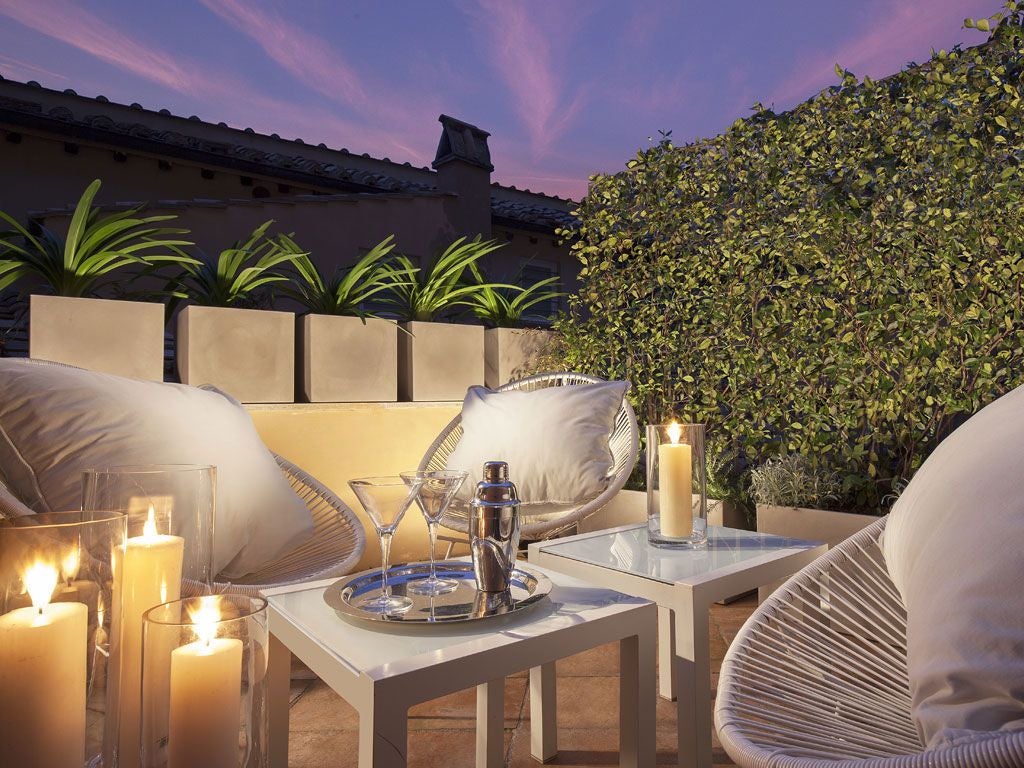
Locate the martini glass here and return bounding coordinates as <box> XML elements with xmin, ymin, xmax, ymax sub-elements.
<box><xmin>401</xmin><ymin>470</ymin><xmax>468</xmax><ymax>596</ymax></box>
<box><xmin>348</xmin><ymin>476</ymin><xmax>417</xmax><ymax>615</ymax></box>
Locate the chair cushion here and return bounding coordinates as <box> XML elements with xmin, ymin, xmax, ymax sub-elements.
<box><xmin>882</xmin><ymin>383</ymin><xmax>1024</xmax><ymax>747</ymax></box>
<box><xmin>0</xmin><ymin>359</ymin><xmax>313</xmax><ymax>578</ymax></box>
<box><xmin>445</xmin><ymin>381</ymin><xmax>627</xmax><ymax>504</ymax></box>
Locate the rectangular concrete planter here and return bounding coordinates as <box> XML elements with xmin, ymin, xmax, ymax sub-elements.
<box><xmin>484</xmin><ymin>328</ymin><xmax>554</xmax><ymax>388</ymax></box>
<box><xmin>298</xmin><ymin>314</ymin><xmax>397</xmax><ymax>402</ymax></box>
<box><xmin>755</xmin><ymin>504</ymin><xmax>878</xmax><ymax>601</ymax></box>
<box><xmin>177</xmin><ymin>305</ymin><xmax>294</xmax><ymax>403</ymax></box>
<box><xmin>398</xmin><ymin>321</ymin><xmax>484</xmax><ymax>401</ymax></box>
<box><xmin>30</xmin><ymin>295</ymin><xmax>165</xmax><ymax>381</ymax></box>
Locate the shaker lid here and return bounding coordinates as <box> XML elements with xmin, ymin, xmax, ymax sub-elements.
<box><xmin>482</xmin><ymin>461</ymin><xmax>509</xmax><ymax>483</ymax></box>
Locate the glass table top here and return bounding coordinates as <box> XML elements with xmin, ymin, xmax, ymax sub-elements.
<box><xmin>537</xmin><ymin>525</ymin><xmax>823</xmax><ymax>586</ymax></box>
<box><xmin>267</xmin><ymin>563</ymin><xmax>647</xmax><ymax>676</ymax></box>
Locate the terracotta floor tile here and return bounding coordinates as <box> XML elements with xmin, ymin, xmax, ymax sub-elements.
<box><xmin>287</xmin><ymin>730</ymin><xmax>360</xmax><ymax>768</ymax></box>
<box><xmin>289</xmin><ymin>680</ymin><xmax>359</xmax><ymax>732</ymax></box>
<box><xmin>408</xmin><ymin>727</ymin><xmax>515</xmax><ymax>768</ymax></box>
<box><xmin>408</xmin><ymin>677</ymin><xmax>528</xmax><ymax>730</ymax></box>
<box><xmin>555</xmin><ymin>641</ymin><xmax>620</xmax><ymax>677</ymax></box>
<box><xmin>506</xmin><ymin>724</ymin><xmax>682</xmax><ymax>766</ymax></box>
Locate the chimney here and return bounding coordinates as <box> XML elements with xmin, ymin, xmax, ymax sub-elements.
<box><xmin>432</xmin><ymin>115</ymin><xmax>493</xmax><ymax>237</ymax></box>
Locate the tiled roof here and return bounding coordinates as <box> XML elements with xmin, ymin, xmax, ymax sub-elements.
<box><xmin>490</xmin><ymin>197</ymin><xmax>577</xmax><ymax>231</ymax></box>
<box><xmin>0</xmin><ymin>76</ymin><xmax>575</xmax><ymax>231</ymax></box>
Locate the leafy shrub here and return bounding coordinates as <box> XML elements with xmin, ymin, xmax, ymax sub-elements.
<box><xmin>749</xmin><ymin>455</ymin><xmax>842</xmax><ymax>509</ymax></box>
<box><xmin>555</xmin><ymin>7</ymin><xmax>1024</xmax><ymax>511</ymax></box>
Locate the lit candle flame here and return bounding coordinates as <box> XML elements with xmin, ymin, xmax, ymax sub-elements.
<box><xmin>62</xmin><ymin>546</ymin><xmax>80</xmax><ymax>585</ymax></box>
<box><xmin>667</xmin><ymin>422</ymin><xmax>682</xmax><ymax>444</ymax></box>
<box><xmin>24</xmin><ymin>561</ymin><xmax>59</xmax><ymax>613</ymax></box>
<box><xmin>143</xmin><ymin>505</ymin><xmax>158</xmax><ymax>538</ymax></box>
<box><xmin>188</xmin><ymin>595</ymin><xmax>222</xmax><ymax>647</ymax></box>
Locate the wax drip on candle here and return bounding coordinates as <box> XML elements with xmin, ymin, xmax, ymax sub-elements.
<box><xmin>668</xmin><ymin>421</ymin><xmax>682</xmax><ymax>444</ymax></box>
<box><xmin>24</xmin><ymin>561</ymin><xmax>59</xmax><ymax>616</ymax></box>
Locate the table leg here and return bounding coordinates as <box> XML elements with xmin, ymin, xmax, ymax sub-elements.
<box><xmin>359</xmin><ymin>692</ymin><xmax>408</xmax><ymax>768</ymax></box>
<box><xmin>476</xmin><ymin>678</ymin><xmax>505</xmax><ymax>768</ymax></box>
<box><xmin>267</xmin><ymin>633</ymin><xmax>291</xmax><ymax>768</ymax></box>
<box><xmin>658</xmin><ymin>605</ymin><xmax>677</xmax><ymax>700</ymax></box>
<box><xmin>529</xmin><ymin>662</ymin><xmax>557</xmax><ymax>762</ymax></box>
<box><xmin>675</xmin><ymin>589</ymin><xmax>712</xmax><ymax>768</ymax></box>
<box><xmin>619</xmin><ymin>627</ymin><xmax>656</xmax><ymax>768</ymax></box>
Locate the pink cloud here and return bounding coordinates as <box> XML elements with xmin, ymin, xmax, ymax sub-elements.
<box><xmin>0</xmin><ymin>53</ymin><xmax>69</xmax><ymax>84</ymax></box>
<box><xmin>197</xmin><ymin>0</ymin><xmax>368</xmax><ymax>110</ymax></box>
<box><xmin>197</xmin><ymin>0</ymin><xmax>441</xmax><ymax>164</ymax></box>
<box><xmin>468</xmin><ymin>0</ymin><xmax>588</xmax><ymax>160</ymax></box>
<box><xmin>770</xmin><ymin>0</ymin><xmax>992</xmax><ymax>108</ymax></box>
<box><xmin>0</xmin><ymin>0</ymin><xmax>195</xmax><ymax>95</ymax></box>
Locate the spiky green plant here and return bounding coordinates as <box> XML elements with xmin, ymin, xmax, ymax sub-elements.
<box><xmin>390</xmin><ymin>236</ymin><xmax>513</xmax><ymax>322</ymax></box>
<box><xmin>161</xmin><ymin>220</ymin><xmax>303</xmax><ymax>308</ymax></box>
<box><xmin>0</xmin><ymin>179</ymin><xmax>193</xmax><ymax>297</ymax></box>
<box><xmin>280</xmin><ymin>234</ymin><xmax>417</xmax><ymax>317</ymax></box>
<box><xmin>465</xmin><ymin>264</ymin><xmax>564</xmax><ymax>328</ymax></box>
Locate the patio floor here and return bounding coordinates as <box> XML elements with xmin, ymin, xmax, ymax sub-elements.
<box><xmin>286</xmin><ymin>594</ymin><xmax>757</xmax><ymax>767</ymax></box>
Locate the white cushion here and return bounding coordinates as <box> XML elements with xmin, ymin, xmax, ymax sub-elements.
<box><xmin>883</xmin><ymin>383</ymin><xmax>1024</xmax><ymax>747</ymax></box>
<box><xmin>0</xmin><ymin>359</ymin><xmax>313</xmax><ymax>578</ymax></box>
<box><xmin>445</xmin><ymin>381</ymin><xmax>627</xmax><ymax>504</ymax></box>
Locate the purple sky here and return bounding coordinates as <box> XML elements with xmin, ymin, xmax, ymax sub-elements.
<box><xmin>0</xmin><ymin>0</ymin><xmax>998</xmax><ymax>200</ymax></box>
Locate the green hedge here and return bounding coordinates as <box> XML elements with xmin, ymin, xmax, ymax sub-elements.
<box><xmin>556</xmin><ymin>8</ymin><xmax>1024</xmax><ymax>511</ymax></box>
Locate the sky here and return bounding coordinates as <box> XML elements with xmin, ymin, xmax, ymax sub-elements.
<box><xmin>0</xmin><ymin>0</ymin><xmax>1000</xmax><ymax>200</ymax></box>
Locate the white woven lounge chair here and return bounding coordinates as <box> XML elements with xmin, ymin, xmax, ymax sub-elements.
<box><xmin>0</xmin><ymin>360</ymin><xmax>364</xmax><ymax>596</ymax></box>
<box><xmin>715</xmin><ymin>515</ymin><xmax>1024</xmax><ymax>767</ymax></box>
<box><xmin>419</xmin><ymin>371</ymin><xmax>640</xmax><ymax>540</ymax></box>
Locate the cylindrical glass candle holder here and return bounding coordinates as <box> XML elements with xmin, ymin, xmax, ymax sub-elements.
<box><xmin>0</xmin><ymin>510</ymin><xmax>126</xmax><ymax>768</ymax></box>
<box><xmin>141</xmin><ymin>594</ymin><xmax>269</xmax><ymax>768</ymax></box>
<box><xmin>646</xmin><ymin>423</ymin><xmax>708</xmax><ymax>548</ymax></box>
<box><xmin>82</xmin><ymin>464</ymin><xmax>216</xmax><ymax>768</ymax></box>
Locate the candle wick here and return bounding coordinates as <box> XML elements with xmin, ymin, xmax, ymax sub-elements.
<box><xmin>37</xmin><ymin>606</ymin><xmax>43</xmax><ymax>616</ymax></box>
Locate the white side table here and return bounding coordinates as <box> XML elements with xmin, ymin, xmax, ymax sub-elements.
<box><xmin>265</xmin><ymin>564</ymin><xmax>657</xmax><ymax>768</ymax></box>
<box><xmin>529</xmin><ymin>524</ymin><xmax>826</xmax><ymax>768</ymax></box>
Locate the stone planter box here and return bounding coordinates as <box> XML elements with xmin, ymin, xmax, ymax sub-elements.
<box><xmin>30</xmin><ymin>295</ymin><xmax>165</xmax><ymax>381</ymax></box>
<box><xmin>298</xmin><ymin>314</ymin><xmax>397</xmax><ymax>402</ymax></box>
<box><xmin>484</xmin><ymin>328</ymin><xmax>553</xmax><ymax>388</ymax></box>
<box><xmin>177</xmin><ymin>305</ymin><xmax>294</xmax><ymax>403</ymax></box>
<box><xmin>755</xmin><ymin>504</ymin><xmax>878</xmax><ymax>601</ymax></box>
<box><xmin>398</xmin><ymin>321</ymin><xmax>484</xmax><ymax>402</ymax></box>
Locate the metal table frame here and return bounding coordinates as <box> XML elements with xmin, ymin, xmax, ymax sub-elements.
<box><xmin>530</xmin><ymin>524</ymin><xmax>826</xmax><ymax>768</ymax></box>
<box><xmin>266</xmin><ymin>566</ymin><xmax>657</xmax><ymax>768</ymax></box>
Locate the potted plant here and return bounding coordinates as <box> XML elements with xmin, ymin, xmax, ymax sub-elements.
<box><xmin>465</xmin><ymin>265</ymin><xmax>564</xmax><ymax>388</ymax></box>
<box><xmin>164</xmin><ymin>220</ymin><xmax>303</xmax><ymax>403</ymax></box>
<box><xmin>281</xmin><ymin>234</ymin><xmax>417</xmax><ymax>402</ymax></box>
<box><xmin>389</xmin><ymin>236</ymin><xmax>509</xmax><ymax>401</ymax></box>
<box><xmin>0</xmin><ymin>179</ymin><xmax>193</xmax><ymax>380</ymax></box>
<box><xmin>749</xmin><ymin>454</ymin><xmax>878</xmax><ymax>599</ymax></box>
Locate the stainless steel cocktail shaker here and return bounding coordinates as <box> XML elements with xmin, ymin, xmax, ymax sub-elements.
<box><xmin>470</xmin><ymin>461</ymin><xmax>521</xmax><ymax>592</ymax></box>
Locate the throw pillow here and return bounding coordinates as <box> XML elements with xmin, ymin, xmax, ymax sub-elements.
<box><xmin>0</xmin><ymin>359</ymin><xmax>313</xmax><ymax>578</ymax></box>
<box><xmin>445</xmin><ymin>381</ymin><xmax>628</xmax><ymax>504</ymax></box>
<box><xmin>882</xmin><ymin>383</ymin><xmax>1024</xmax><ymax>747</ymax></box>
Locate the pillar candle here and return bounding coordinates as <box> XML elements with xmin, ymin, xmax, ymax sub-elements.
<box><xmin>0</xmin><ymin>563</ymin><xmax>87</xmax><ymax>768</ymax></box>
<box><xmin>113</xmin><ymin>508</ymin><xmax>184</xmax><ymax>768</ymax></box>
<box><xmin>168</xmin><ymin>636</ymin><xmax>243</xmax><ymax>768</ymax></box>
<box><xmin>658</xmin><ymin>425</ymin><xmax>693</xmax><ymax>538</ymax></box>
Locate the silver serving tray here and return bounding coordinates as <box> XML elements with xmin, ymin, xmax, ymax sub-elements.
<box><xmin>323</xmin><ymin>561</ymin><xmax>552</xmax><ymax>625</ymax></box>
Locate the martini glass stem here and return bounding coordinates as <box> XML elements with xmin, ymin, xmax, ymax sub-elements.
<box><xmin>379</xmin><ymin>530</ymin><xmax>394</xmax><ymax>601</ymax></box>
<box><xmin>427</xmin><ymin>520</ymin><xmax>439</xmax><ymax>583</ymax></box>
